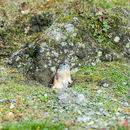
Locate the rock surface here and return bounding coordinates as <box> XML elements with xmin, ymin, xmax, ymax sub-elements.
<box><xmin>10</xmin><ymin>7</ymin><xmax>130</xmax><ymax>86</ymax></box>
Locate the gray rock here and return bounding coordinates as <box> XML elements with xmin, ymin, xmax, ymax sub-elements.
<box><xmin>58</xmin><ymin>93</ymin><xmax>69</xmax><ymax>100</ymax></box>
<box><xmin>75</xmin><ymin>94</ymin><xmax>86</xmax><ymax>105</ymax></box>
<box><xmin>87</xmin><ymin>111</ymin><xmax>95</xmax><ymax>116</ymax></box>
<box><xmin>12</xmin><ymin>99</ymin><xmax>17</xmax><ymax>103</ymax></box>
<box><xmin>10</xmin><ymin>103</ymin><xmax>15</xmax><ymax>109</ymax></box>
<box><xmin>124</xmin><ymin>102</ymin><xmax>129</xmax><ymax>107</ymax></box>
<box><xmin>10</xmin><ymin>7</ymin><xmax>130</xmax><ymax>86</ymax></box>
<box><xmin>64</xmin><ymin>24</ymin><xmax>75</xmax><ymax>33</ymax></box>
<box><xmin>114</xmin><ymin>36</ymin><xmax>120</xmax><ymax>43</ymax></box>
<box><xmin>103</xmin><ymin>83</ymin><xmax>109</xmax><ymax>87</ymax></box>
<box><xmin>0</xmin><ymin>98</ymin><xmax>10</xmax><ymax>103</ymax></box>
<box><xmin>77</xmin><ymin>116</ymin><xmax>90</xmax><ymax>123</ymax></box>
<box><xmin>103</xmin><ymin>111</ymin><xmax>110</xmax><ymax>117</ymax></box>
<box><xmin>50</xmin><ymin>28</ymin><xmax>67</xmax><ymax>42</ymax></box>
<box><xmin>97</xmin><ymin>90</ymin><xmax>103</xmax><ymax>94</ymax></box>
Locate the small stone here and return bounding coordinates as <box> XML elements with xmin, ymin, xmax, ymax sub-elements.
<box><xmin>76</xmin><ymin>94</ymin><xmax>86</xmax><ymax>105</ymax></box>
<box><xmin>85</xmin><ymin>78</ymin><xmax>93</xmax><ymax>82</ymax></box>
<box><xmin>77</xmin><ymin>116</ymin><xmax>90</xmax><ymax>123</ymax></box>
<box><xmin>98</xmin><ymin>80</ymin><xmax>106</xmax><ymax>86</ymax></box>
<box><xmin>117</xmin><ymin>108</ymin><xmax>122</xmax><ymax>112</ymax></box>
<box><xmin>84</xmin><ymin>72</ymin><xmax>90</xmax><ymax>75</ymax></box>
<box><xmin>123</xmin><ymin>82</ymin><xmax>127</xmax><ymax>85</ymax></box>
<box><xmin>103</xmin><ymin>83</ymin><xmax>109</xmax><ymax>87</ymax></box>
<box><xmin>73</xmin><ymin>17</ymin><xmax>79</xmax><ymax>22</ymax></box>
<box><xmin>12</xmin><ymin>99</ymin><xmax>17</xmax><ymax>103</ymax></box>
<box><xmin>72</xmin><ymin>33</ymin><xmax>77</xmax><ymax>37</ymax></box>
<box><xmin>10</xmin><ymin>103</ymin><xmax>15</xmax><ymax>109</ymax></box>
<box><xmin>126</xmin><ymin>43</ymin><xmax>130</xmax><ymax>48</ymax></box>
<box><xmin>91</xmin><ymin>62</ymin><xmax>96</xmax><ymax>66</ymax></box>
<box><xmin>51</xmin><ymin>28</ymin><xmax>67</xmax><ymax>42</ymax></box>
<box><xmin>44</xmin><ymin>64</ymin><xmax>48</xmax><ymax>68</ymax></box>
<box><xmin>58</xmin><ymin>93</ymin><xmax>69</xmax><ymax>100</ymax></box>
<box><xmin>114</xmin><ymin>36</ymin><xmax>120</xmax><ymax>43</ymax></box>
<box><xmin>64</xmin><ymin>49</ymin><xmax>68</xmax><ymax>54</ymax></box>
<box><xmin>124</xmin><ymin>102</ymin><xmax>129</xmax><ymax>107</ymax></box>
<box><xmin>71</xmin><ymin>68</ymin><xmax>78</xmax><ymax>74</ymax></box>
<box><xmin>87</xmin><ymin>111</ymin><xmax>95</xmax><ymax>116</ymax></box>
<box><xmin>88</xmin><ymin>120</ymin><xmax>94</xmax><ymax>125</ymax></box>
<box><xmin>44</xmin><ymin>94</ymin><xmax>48</xmax><ymax>97</ymax></box>
<box><xmin>33</xmin><ymin>106</ymin><xmax>37</xmax><ymax>109</ymax></box>
<box><xmin>112</xmin><ymin>98</ymin><xmax>117</xmax><ymax>102</ymax></box>
<box><xmin>103</xmin><ymin>112</ymin><xmax>110</xmax><ymax>117</ymax></box>
<box><xmin>115</xmin><ymin>112</ymin><xmax>120</xmax><ymax>116</ymax></box>
<box><xmin>65</xmin><ymin>24</ymin><xmax>75</xmax><ymax>33</ymax></box>
<box><xmin>50</xmin><ymin>67</ymin><xmax>56</xmax><ymax>72</ymax></box>
<box><xmin>97</xmin><ymin>102</ymin><xmax>103</xmax><ymax>106</ymax></box>
<box><xmin>98</xmin><ymin>51</ymin><xmax>102</xmax><ymax>57</ymax></box>
<box><xmin>97</xmin><ymin>90</ymin><xmax>103</xmax><ymax>94</ymax></box>
<box><xmin>77</xmin><ymin>109</ymin><xmax>82</xmax><ymax>114</ymax></box>
<box><xmin>0</xmin><ymin>98</ymin><xmax>7</xmax><ymax>103</ymax></box>
<box><xmin>97</xmin><ymin>11</ymin><xmax>103</xmax><ymax>15</ymax></box>
<box><xmin>99</xmin><ymin>108</ymin><xmax>104</xmax><ymax>112</ymax></box>
<box><xmin>96</xmin><ymin>58</ymin><xmax>101</xmax><ymax>63</ymax></box>
<box><xmin>61</xmin><ymin>42</ymin><xmax>67</xmax><ymax>46</ymax></box>
<box><xmin>41</xmin><ymin>42</ymin><xmax>47</xmax><ymax>47</ymax></box>
<box><xmin>95</xmin><ymin>112</ymin><xmax>101</xmax><ymax>115</ymax></box>
<box><xmin>21</xmin><ymin>10</ymin><xmax>29</xmax><ymax>15</ymax></box>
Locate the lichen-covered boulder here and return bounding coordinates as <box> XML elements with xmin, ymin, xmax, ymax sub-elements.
<box><xmin>10</xmin><ymin>7</ymin><xmax>130</xmax><ymax>87</ymax></box>
<box><xmin>25</xmin><ymin>20</ymin><xmax>100</xmax><ymax>86</ymax></box>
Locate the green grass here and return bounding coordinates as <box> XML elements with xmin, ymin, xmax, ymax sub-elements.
<box><xmin>73</xmin><ymin>61</ymin><xmax>129</xmax><ymax>97</ymax></box>
<box><xmin>2</xmin><ymin>121</ymin><xmax>65</xmax><ymax>130</ymax></box>
<box><xmin>0</xmin><ymin>61</ymin><xmax>129</xmax><ymax>129</ymax></box>
<box><xmin>92</xmin><ymin>0</ymin><xmax>130</xmax><ymax>9</ymax></box>
<box><xmin>73</xmin><ymin>61</ymin><xmax>129</xmax><ymax>115</ymax></box>
<box><xmin>0</xmin><ymin>0</ymin><xmax>130</xmax><ymax>128</ymax></box>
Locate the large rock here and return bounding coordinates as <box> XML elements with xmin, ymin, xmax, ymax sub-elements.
<box><xmin>25</xmin><ymin>21</ymin><xmax>99</xmax><ymax>86</ymax></box>
<box><xmin>10</xmin><ymin>7</ymin><xmax>130</xmax><ymax>87</ymax></box>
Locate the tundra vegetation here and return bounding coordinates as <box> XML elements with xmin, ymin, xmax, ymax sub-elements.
<box><xmin>0</xmin><ymin>0</ymin><xmax>130</xmax><ymax>129</ymax></box>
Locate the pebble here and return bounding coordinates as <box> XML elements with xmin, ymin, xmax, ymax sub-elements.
<box><xmin>98</xmin><ymin>51</ymin><xmax>102</xmax><ymax>57</ymax></box>
<box><xmin>77</xmin><ymin>116</ymin><xmax>90</xmax><ymax>123</ymax></box>
<box><xmin>103</xmin><ymin>112</ymin><xmax>110</xmax><ymax>117</ymax></box>
<box><xmin>76</xmin><ymin>94</ymin><xmax>86</xmax><ymax>105</ymax></box>
<box><xmin>97</xmin><ymin>90</ymin><xmax>103</xmax><ymax>94</ymax></box>
<box><xmin>65</xmin><ymin>24</ymin><xmax>75</xmax><ymax>33</ymax></box>
<box><xmin>91</xmin><ymin>62</ymin><xmax>96</xmax><ymax>66</ymax></box>
<box><xmin>10</xmin><ymin>103</ymin><xmax>15</xmax><ymax>109</ymax></box>
<box><xmin>114</xmin><ymin>36</ymin><xmax>120</xmax><ymax>43</ymax></box>
<box><xmin>124</xmin><ymin>102</ymin><xmax>129</xmax><ymax>107</ymax></box>
<box><xmin>103</xmin><ymin>83</ymin><xmax>109</xmax><ymax>87</ymax></box>
<box><xmin>12</xmin><ymin>99</ymin><xmax>17</xmax><ymax>103</ymax></box>
<box><xmin>87</xmin><ymin>111</ymin><xmax>95</xmax><ymax>116</ymax></box>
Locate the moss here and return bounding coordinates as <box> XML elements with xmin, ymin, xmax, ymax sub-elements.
<box><xmin>58</xmin><ymin>15</ymin><xmax>74</xmax><ymax>22</ymax></box>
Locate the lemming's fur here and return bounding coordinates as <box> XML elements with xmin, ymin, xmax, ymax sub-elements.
<box><xmin>52</xmin><ymin>63</ymin><xmax>72</xmax><ymax>91</ymax></box>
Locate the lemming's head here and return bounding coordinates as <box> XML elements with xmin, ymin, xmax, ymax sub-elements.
<box><xmin>59</xmin><ymin>62</ymin><xmax>70</xmax><ymax>69</ymax></box>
